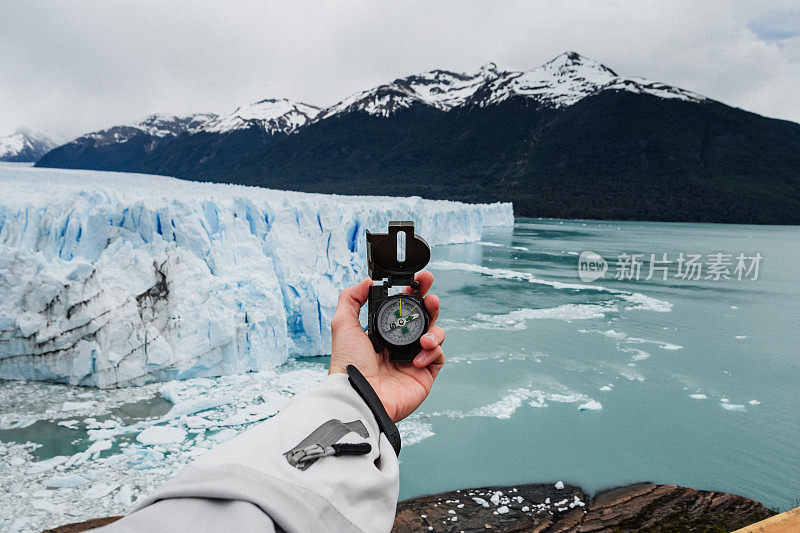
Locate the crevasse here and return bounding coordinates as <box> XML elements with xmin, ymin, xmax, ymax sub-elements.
<box><xmin>0</xmin><ymin>165</ymin><xmax>513</xmax><ymax>387</ymax></box>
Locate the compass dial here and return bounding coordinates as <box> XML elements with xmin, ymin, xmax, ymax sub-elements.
<box><xmin>376</xmin><ymin>294</ymin><xmax>427</xmax><ymax>347</ymax></box>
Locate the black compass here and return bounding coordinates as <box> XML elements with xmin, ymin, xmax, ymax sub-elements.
<box><xmin>366</xmin><ymin>221</ymin><xmax>431</xmax><ymax>363</ymax></box>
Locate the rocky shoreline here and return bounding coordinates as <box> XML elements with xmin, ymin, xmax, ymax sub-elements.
<box><xmin>46</xmin><ymin>482</ymin><xmax>774</xmax><ymax>532</ymax></box>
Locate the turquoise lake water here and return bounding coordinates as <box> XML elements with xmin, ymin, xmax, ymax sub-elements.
<box><xmin>403</xmin><ymin>218</ymin><xmax>799</xmax><ymax>510</ymax></box>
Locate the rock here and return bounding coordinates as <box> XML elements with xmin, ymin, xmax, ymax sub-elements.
<box><xmin>393</xmin><ymin>482</ymin><xmax>775</xmax><ymax>532</ymax></box>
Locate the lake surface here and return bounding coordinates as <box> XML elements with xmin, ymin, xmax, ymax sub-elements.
<box><xmin>2</xmin><ymin>216</ymin><xmax>798</xmax><ymax>530</ymax></box>
<box><xmin>404</xmin><ymin>218</ymin><xmax>799</xmax><ymax>510</ymax></box>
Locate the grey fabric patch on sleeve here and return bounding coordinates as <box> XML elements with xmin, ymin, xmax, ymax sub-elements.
<box><xmin>284</xmin><ymin>419</ymin><xmax>368</xmax><ymax>470</ymax></box>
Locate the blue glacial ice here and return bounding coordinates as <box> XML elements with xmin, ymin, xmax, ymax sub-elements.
<box><xmin>0</xmin><ymin>165</ymin><xmax>513</xmax><ymax>387</ymax></box>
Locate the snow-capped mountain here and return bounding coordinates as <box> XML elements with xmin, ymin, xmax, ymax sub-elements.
<box><xmin>202</xmin><ymin>98</ymin><xmax>320</xmax><ymax>134</ymax></box>
<box><xmin>471</xmin><ymin>52</ymin><xmax>704</xmax><ymax>108</ymax></box>
<box><xmin>316</xmin><ymin>63</ymin><xmax>501</xmax><ymax>120</ymax></box>
<box><xmin>319</xmin><ymin>52</ymin><xmax>704</xmax><ymax>119</ymax></box>
<box><xmin>0</xmin><ymin>129</ymin><xmax>57</xmax><ymax>162</ymax></box>
<box><xmin>77</xmin><ymin>113</ymin><xmax>217</xmax><ymax>147</ymax></box>
<box><xmin>34</xmin><ymin>51</ymin><xmax>800</xmax><ymax>224</ymax></box>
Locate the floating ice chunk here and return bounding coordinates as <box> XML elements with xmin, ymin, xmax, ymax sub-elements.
<box><xmin>555</xmin><ymin>481</ymin><xmax>564</xmax><ymax>489</ymax></box>
<box><xmin>578</xmin><ymin>400</ymin><xmax>602</xmax><ymax>410</ymax></box>
<box><xmin>748</xmin><ymin>400</ymin><xmax>760</xmax><ymax>405</ymax></box>
<box><xmin>218</xmin><ymin>403</ymin><xmax>278</xmax><ymax>426</ymax></box>
<box><xmin>88</xmin><ymin>439</ymin><xmax>114</xmax><ymax>454</ymax></box>
<box><xmin>28</xmin><ymin>455</ymin><xmax>68</xmax><ymax>474</ymax></box>
<box><xmin>184</xmin><ymin>416</ymin><xmax>213</xmax><ymax>429</ymax></box>
<box><xmin>137</xmin><ymin>426</ymin><xmax>187</xmax><ymax>445</ymax></box>
<box><xmin>398</xmin><ymin>417</ymin><xmax>435</xmax><ymax>446</ymax></box>
<box><xmin>599</xmin><ymin>386</ymin><xmax>612</xmax><ymax>391</ymax></box>
<box><xmin>58</xmin><ymin>419</ymin><xmax>80</xmax><ymax>429</ymax></box>
<box><xmin>209</xmin><ymin>428</ymin><xmax>237</xmax><ymax>443</ymax></box>
<box><xmin>735</xmin><ymin>335</ymin><xmax>747</xmax><ymax>340</ymax></box>
<box><xmin>88</xmin><ymin>428</ymin><xmax>118</xmax><ymax>441</ymax></box>
<box><xmin>160</xmin><ymin>382</ymin><xmax>182</xmax><ymax>404</ymax></box>
<box><xmin>720</xmin><ymin>403</ymin><xmax>746</xmax><ymax>411</ymax></box>
<box><xmin>511</xmin><ymin>246</ymin><xmax>529</xmax><ymax>251</ymax></box>
<box><xmin>115</xmin><ymin>484</ymin><xmax>133</xmax><ymax>507</ymax></box>
<box><xmin>124</xmin><ymin>447</ymin><xmax>165</xmax><ymax>469</ymax></box>
<box><xmin>720</xmin><ymin>398</ymin><xmax>729</xmax><ymax>402</ymax></box>
<box><xmin>162</xmin><ymin>396</ymin><xmax>234</xmax><ymax>421</ymax></box>
<box><xmin>31</xmin><ymin>499</ymin><xmax>67</xmax><ymax>513</ymax></box>
<box><xmin>85</xmin><ymin>482</ymin><xmax>118</xmax><ymax>499</ymax></box>
<box><xmin>690</xmin><ymin>394</ymin><xmax>708</xmax><ymax>400</ymax></box>
<box><xmin>45</xmin><ymin>475</ymin><xmax>90</xmax><ymax>488</ymax></box>
<box><xmin>62</xmin><ymin>401</ymin><xmax>95</xmax><ymax>411</ymax></box>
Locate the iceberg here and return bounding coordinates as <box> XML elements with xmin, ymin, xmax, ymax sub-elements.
<box><xmin>0</xmin><ymin>165</ymin><xmax>512</xmax><ymax>387</ymax></box>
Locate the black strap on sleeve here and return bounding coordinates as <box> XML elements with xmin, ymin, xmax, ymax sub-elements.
<box><xmin>346</xmin><ymin>365</ymin><xmax>401</xmax><ymax>456</ymax></box>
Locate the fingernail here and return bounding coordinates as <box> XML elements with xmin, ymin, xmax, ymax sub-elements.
<box><xmin>425</xmin><ymin>334</ymin><xmax>438</xmax><ymax>345</ymax></box>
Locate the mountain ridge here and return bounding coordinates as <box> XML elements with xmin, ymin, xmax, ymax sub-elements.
<box><xmin>0</xmin><ymin>129</ymin><xmax>58</xmax><ymax>162</ymax></box>
<box><xmin>35</xmin><ymin>52</ymin><xmax>800</xmax><ymax>224</ymax></box>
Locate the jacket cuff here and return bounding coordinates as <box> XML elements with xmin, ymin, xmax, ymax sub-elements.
<box><xmin>346</xmin><ymin>365</ymin><xmax>401</xmax><ymax>456</ymax></box>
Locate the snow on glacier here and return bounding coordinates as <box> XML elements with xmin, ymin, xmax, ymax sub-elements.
<box><xmin>0</xmin><ymin>164</ymin><xmax>512</xmax><ymax>387</ymax></box>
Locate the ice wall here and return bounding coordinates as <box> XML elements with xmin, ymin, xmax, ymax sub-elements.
<box><xmin>0</xmin><ymin>165</ymin><xmax>512</xmax><ymax>387</ymax></box>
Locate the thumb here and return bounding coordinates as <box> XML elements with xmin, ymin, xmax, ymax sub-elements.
<box><xmin>331</xmin><ymin>277</ymin><xmax>373</xmax><ymax>334</ymax></box>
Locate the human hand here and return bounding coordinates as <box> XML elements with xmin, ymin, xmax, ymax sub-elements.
<box><xmin>328</xmin><ymin>271</ymin><xmax>445</xmax><ymax>422</ymax></box>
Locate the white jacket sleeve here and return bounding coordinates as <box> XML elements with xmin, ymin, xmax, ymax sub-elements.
<box><xmin>98</xmin><ymin>372</ymin><xmax>400</xmax><ymax>533</ymax></box>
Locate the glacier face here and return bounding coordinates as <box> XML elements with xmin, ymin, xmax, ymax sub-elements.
<box><xmin>0</xmin><ymin>164</ymin><xmax>512</xmax><ymax>387</ymax></box>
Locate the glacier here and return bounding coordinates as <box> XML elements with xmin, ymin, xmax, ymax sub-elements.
<box><xmin>0</xmin><ymin>164</ymin><xmax>512</xmax><ymax>387</ymax></box>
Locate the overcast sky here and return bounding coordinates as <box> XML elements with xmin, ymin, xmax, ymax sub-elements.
<box><xmin>2</xmin><ymin>0</ymin><xmax>799</xmax><ymax>140</ymax></box>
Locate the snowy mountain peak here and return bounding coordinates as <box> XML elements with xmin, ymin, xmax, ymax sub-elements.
<box><xmin>76</xmin><ymin>113</ymin><xmax>217</xmax><ymax>147</ymax></box>
<box><xmin>316</xmin><ymin>64</ymin><xmax>502</xmax><ymax>120</ymax></box>
<box><xmin>473</xmin><ymin>52</ymin><xmax>704</xmax><ymax>108</ymax></box>
<box><xmin>0</xmin><ymin>128</ymin><xmax>58</xmax><ymax>162</ymax></box>
<box><xmin>202</xmin><ymin>98</ymin><xmax>320</xmax><ymax>134</ymax></box>
<box><xmin>541</xmin><ymin>51</ymin><xmax>618</xmax><ymax>77</ymax></box>
<box><xmin>321</xmin><ymin>52</ymin><xmax>705</xmax><ymax>119</ymax></box>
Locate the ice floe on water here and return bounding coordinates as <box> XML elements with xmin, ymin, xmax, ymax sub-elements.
<box><xmin>427</xmin><ymin>383</ymin><xmax>598</xmax><ymax>420</ymax></box>
<box><xmin>397</xmin><ymin>417</ymin><xmax>435</xmax><ymax>446</ymax></box>
<box><xmin>0</xmin><ymin>360</ymin><xmax>328</xmax><ymax>532</ymax></box>
<box><xmin>429</xmin><ymin>261</ymin><xmax>673</xmax><ymax>313</ymax></box>
<box><xmin>578</xmin><ymin>400</ymin><xmax>603</xmax><ymax>411</ymax></box>
<box><xmin>690</xmin><ymin>394</ymin><xmax>708</xmax><ymax>400</ymax></box>
<box><xmin>720</xmin><ymin>403</ymin><xmax>746</xmax><ymax>411</ymax></box>
<box><xmin>450</xmin><ymin>304</ymin><xmax>611</xmax><ymax>330</ymax></box>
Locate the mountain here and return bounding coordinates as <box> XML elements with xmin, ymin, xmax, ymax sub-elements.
<box><xmin>36</xmin><ymin>52</ymin><xmax>800</xmax><ymax>224</ymax></box>
<box><xmin>0</xmin><ymin>129</ymin><xmax>57</xmax><ymax>162</ymax></box>
<box><xmin>202</xmin><ymin>98</ymin><xmax>319</xmax><ymax>134</ymax></box>
<box><xmin>35</xmin><ymin>113</ymin><xmax>217</xmax><ymax>171</ymax></box>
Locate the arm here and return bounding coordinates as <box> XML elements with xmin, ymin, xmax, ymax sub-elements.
<box><xmin>99</xmin><ymin>272</ymin><xmax>445</xmax><ymax>533</ymax></box>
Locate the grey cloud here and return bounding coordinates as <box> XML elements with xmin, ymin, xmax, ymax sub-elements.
<box><xmin>1</xmin><ymin>0</ymin><xmax>799</xmax><ymax>140</ymax></box>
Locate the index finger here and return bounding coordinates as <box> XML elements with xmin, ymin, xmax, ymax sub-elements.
<box><xmin>402</xmin><ymin>270</ymin><xmax>433</xmax><ymax>297</ymax></box>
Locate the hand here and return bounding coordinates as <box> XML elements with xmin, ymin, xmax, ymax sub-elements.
<box><xmin>328</xmin><ymin>271</ymin><xmax>445</xmax><ymax>422</ymax></box>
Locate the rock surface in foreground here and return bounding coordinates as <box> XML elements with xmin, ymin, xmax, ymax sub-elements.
<box><xmin>392</xmin><ymin>482</ymin><xmax>775</xmax><ymax>532</ymax></box>
<box><xmin>45</xmin><ymin>482</ymin><xmax>774</xmax><ymax>532</ymax></box>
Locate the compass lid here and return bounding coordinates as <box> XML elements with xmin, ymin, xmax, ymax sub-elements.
<box><xmin>366</xmin><ymin>221</ymin><xmax>430</xmax><ymax>286</ymax></box>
